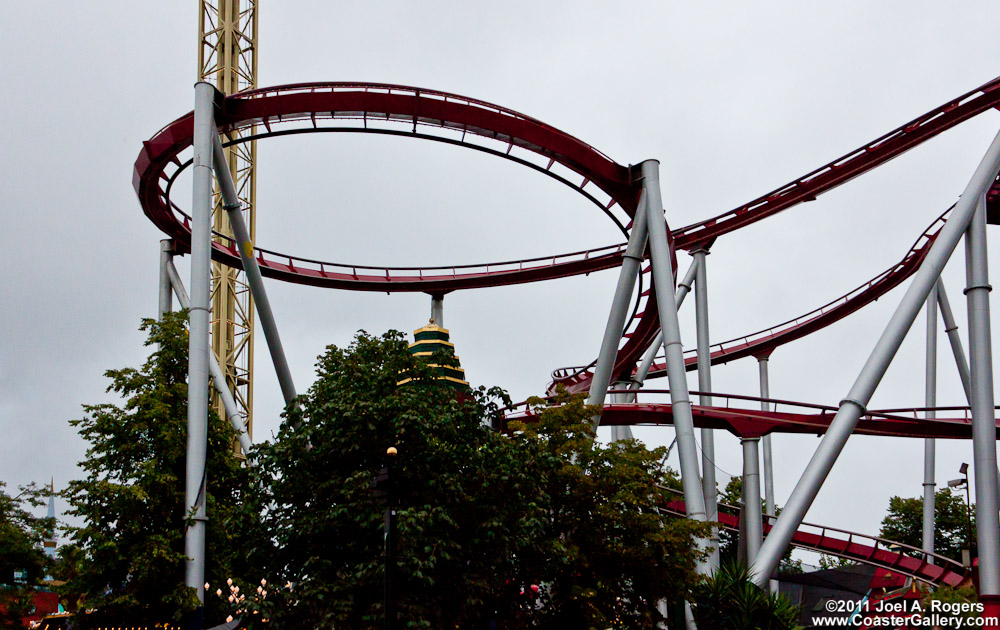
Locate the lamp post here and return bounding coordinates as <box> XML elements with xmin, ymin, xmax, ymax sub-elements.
<box><xmin>948</xmin><ymin>462</ymin><xmax>974</xmax><ymax>566</ymax></box>
<box><xmin>373</xmin><ymin>446</ymin><xmax>399</xmax><ymax>630</ymax></box>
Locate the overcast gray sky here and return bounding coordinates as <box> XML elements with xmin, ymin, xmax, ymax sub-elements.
<box><xmin>3</xmin><ymin>2</ymin><xmax>1000</xmax><ymax>557</ymax></box>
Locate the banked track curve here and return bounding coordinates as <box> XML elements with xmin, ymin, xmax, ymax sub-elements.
<box><xmin>134</xmin><ymin>82</ymin><xmax>649</xmax><ymax>293</ymax></box>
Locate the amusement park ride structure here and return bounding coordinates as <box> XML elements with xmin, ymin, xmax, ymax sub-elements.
<box><xmin>133</xmin><ymin>73</ymin><xmax>1000</xmax><ymax>622</ymax></box>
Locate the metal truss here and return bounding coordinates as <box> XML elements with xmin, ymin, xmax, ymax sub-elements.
<box><xmin>198</xmin><ymin>0</ymin><xmax>258</xmax><ymax>439</ymax></box>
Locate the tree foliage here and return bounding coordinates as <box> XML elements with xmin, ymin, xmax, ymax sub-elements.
<box><xmin>62</xmin><ymin>313</ymin><xmax>252</xmax><ymax>626</ymax></box>
<box><xmin>245</xmin><ymin>330</ymin><xmax>708</xmax><ymax>629</ymax></box>
<box><xmin>878</xmin><ymin>489</ymin><xmax>975</xmax><ymax>563</ymax></box>
<box><xmin>689</xmin><ymin>562</ymin><xmax>802</xmax><ymax>630</ymax></box>
<box><xmin>0</xmin><ymin>482</ymin><xmax>53</xmax><ymax>627</ymax></box>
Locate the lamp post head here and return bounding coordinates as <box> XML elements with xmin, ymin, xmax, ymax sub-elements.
<box><xmin>959</xmin><ymin>462</ymin><xmax>969</xmax><ymax>475</ymax></box>
<box><xmin>386</xmin><ymin>446</ymin><xmax>398</xmax><ymax>457</ymax></box>
<box><xmin>948</xmin><ymin>478</ymin><xmax>967</xmax><ymax>488</ymax></box>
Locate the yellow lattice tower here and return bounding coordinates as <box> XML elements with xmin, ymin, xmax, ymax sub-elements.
<box><xmin>198</xmin><ymin>0</ymin><xmax>258</xmax><ymax>440</ymax></box>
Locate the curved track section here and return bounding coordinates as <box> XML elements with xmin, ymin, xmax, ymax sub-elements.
<box><xmin>134</xmin><ymin>82</ymin><xmax>644</xmax><ymax>292</ymax></box>
<box><xmin>660</xmin><ymin>491</ymin><xmax>968</xmax><ymax>587</ymax></box>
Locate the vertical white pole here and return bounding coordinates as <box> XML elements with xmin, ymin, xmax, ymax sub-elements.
<box><xmin>758</xmin><ymin>355</ymin><xmax>778</xmax><ymax>593</ymax></box>
<box><xmin>923</xmin><ymin>284</ymin><xmax>938</xmax><ymax>561</ymax></box>
<box><xmin>158</xmin><ymin>239</ymin><xmax>174</xmax><ymax>319</ymax></box>
<box><xmin>185</xmin><ymin>82</ymin><xmax>216</xmax><ymax>611</ymax></box>
<box><xmin>964</xmin><ymin>194</ymin><xmax>1000</xmax><ymax>596</ymax></box>
<box><xmin>693</xmin><ymin>247</ymin><xmax>720</xmax><ymax>570</ymax></box>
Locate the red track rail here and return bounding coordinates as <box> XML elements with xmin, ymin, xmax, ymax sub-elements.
<box><xmin>134</xmin><ymin>82</ymin><xmax>645</xmax><ymax>292</ymax></box>
<box><xmin>506</xmin><ymin>390</ymin><xmax>1000</xmax><ymax>440</ymax></box>
<box><xmin>659</xmin><ymin>491</ymin><xmax>968</xmax><ymax>587</ymax></box>
<box><xmin>550</xmin><ymin>209</ymin><xmax>949</xmax><ymax>394</ymax></box>
<box><xmin>550</xmin><ymin>76</ymin><xmax>1000</xmax><ymax>396</ymax></box>
<box><xmin>672</xmin><ymin>75</ymin><xmax>1000</xmax><ymax>251</ymax></box>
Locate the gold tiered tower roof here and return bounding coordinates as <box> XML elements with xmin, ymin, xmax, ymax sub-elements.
<box><xmin>403</xmin><ymin>319</ymin><xmax>469</xmax><ymax>389</ymax></box>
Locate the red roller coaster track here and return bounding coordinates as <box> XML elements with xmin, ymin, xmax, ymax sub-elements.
<box><xmin>136</xmin><ymin>76</ymin><xmax>1000</xmax><ymax>591</ymax></box>
<box><xmin>660</xmin><ymin>489</ymin><xmax>969</xmax><ymax>588</ymax></box>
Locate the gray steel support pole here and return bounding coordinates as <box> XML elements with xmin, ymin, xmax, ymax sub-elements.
<box><xmin>758</xmin><ymin>356</ymin><xmax>778</xmax><ymax>594</ymax></box>
<box><xmin>964</xmin><ymin>194</ymin><xmax>1000</xmax><ymax>596</ymax></box>
<box><xmin>936</xmin><ymin>278</ymin><xmax>974</xmax><ymax>402</ymax></box>
<box><xmin>693</xmin><ymin>248</ymin><xmax>720</xmax><ymax>570</ymax></box>
<box><xmin>185</xmin><ymin>82</ymin><xmax>215</xmax><ymax>606</ymax></box>
<box><xmin>431</xmin><ymin>294</ymin><xmax>444</xmax><ymax>327</ymax></box>
<box><xmin>211</xmin><ymin>134</ymin><xmax>298</xmax><ymax>406</ymax></box>
<box><xmin>628</xmin><ymin>257</ymin><xmax>698</xmax><ymax>401</ymax></box>
<box><xmin>166</xmin><ymin>261</ymin><xmax>252</xmax><ymax>455</ymax></box>
<box><xmin>923</xmin><ymin>284</ymin><xmax>938</xmax><ymax>561</ymax></box>
<box><xmin>609</xmin><ymin>381</ymin><xmax>634</xmax><ymax>442</ymax></box>
<box><xmin>946</xmin><ymin>276</ymin><xmax>1000</xmax><ymax>508</ymax></box>
<box><xmin>750</xmin><ymin>125</ymin><xmax>1000</xmax><ymax>587</ymax></box>
<box><xmin>640</xmin><ymin>160</ymin><xmax>709</xmax><ymax>546</ymax></box>
<box><xmin>586</xmin><ymin>189</ymin><xmax>649</xmax><ymax>414</ymax></box>
<box><xmin>158</xmin><ymin>239</ymin><xmax>174</xmax><ymax>319</ymax></box>
<box><xmin>742</xmin><ymin>436</ymin><xmax>763</xmax><ymax>567</ymax></box>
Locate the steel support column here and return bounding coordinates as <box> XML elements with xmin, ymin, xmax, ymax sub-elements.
<box><xmin>212</xmin><ymin>134</ymin><xmax>298</xmax><ymax>406</ymax></box>
<box><xmin>159</xmin><ymin>240</ymin><xmax>174</xmax><ymax>319</ymax></box>
<box><xmin>751</xmin><ymin>126</ymin><xmax>1000</xmax><ymax>587</ymax></box>
<box><xmin>430</xmin><ymin>294</ymin><xmax>444</xmax><ymax>327</ymax></box>
<box><xmin>610</xmin><ymin>381</ymin><xmax>634</xmax><ymax>442</ymax></box>
<box><xmin>964</xmin><ymin>194</ymin><xmax>1000</xmax><ymax>596</ymax></box>
<box><xmin>758</xmin><ymin>355</ymin><xmax>778</xmax><ymax>593</ymax></box>
<box><xmin>693</xmin><ymin>247</ymin><xmax>719</xmax><ymax>569</ymax></box>
<box><xmin>167</xmin><ymin>261</ymin><xmax>252</xmax><ymax>455</ymax></box>
<box><xmin>923</xmin><ymin>284</ymin><xmax>938</xmax><ymax>560</ymax></box>
<box><xmin>742</xmin><ymin>436</ymin><xmax>763</xmax><ymax>567</ymax></box>
<box><xmin>640</xmin><ymin>160</ymin><xmax>709</xmax><ymax>549</ymax></box>
<box><xmin>185</xmin><ymin>81</ymin><xmax>216</xmax><ymax>608</ymax></box>
<box><xmin>586</xmin><ymin>190</ymin><xmax>649</xmax><ymax>414</ymax></box>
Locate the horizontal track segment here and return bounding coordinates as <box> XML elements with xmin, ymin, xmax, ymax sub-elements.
<box><xmin>506</xmin><ymin>392</ymin><xmax>1000</xmax><ymax>440</ymax></box>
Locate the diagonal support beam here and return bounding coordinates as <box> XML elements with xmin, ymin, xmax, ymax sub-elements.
<box><xmin>936</xmin><ymin>278</ymin><xmax>973</xmax><ymax>402</ymax></box>
<box><xmin>751</xmin><ymin>125</ymin><xmax>1000</xmax><ymax>587</ymax></box>
<box><xmin>586</xmin><ymin>189</ymin><xmax>649</xmax><ymax>416</ymax></box>
<box><xmin>167</xmin><ymin>260</ymin><xmax>252</xmax><ymax>455</ymax></box>
<box><xmin>628</xmin><ymin>256</ymin><xmax>698</xmax><ymax>400</ymax></box>
<box><xmin>641</xmin><ymin>160</ymin><xmax>709</xmax><ymax>549</ymax></box>
<box><xmin>212</xmin><ymin>133</ymin><xmax>298</xmax><ymax>406</ymax></box>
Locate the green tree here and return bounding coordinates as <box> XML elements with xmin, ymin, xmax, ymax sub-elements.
<box><xmin>689</xmin><ymin>562</ymin><xmax>802</xmax><ymax>630</ymax></box>
<box><xmin>515</xmin><ymin>392</ymin><xmax>709</xmax><ymax>628</ymax></box>
<box><xmin>246</xmin><ymin>330</ymin><xmax>707</xmax><ymax>629</ymax></box>
<box><xmin>878</xmin><ymin>489</ymin><xmax>975</xmax><ymax>563</ymax></box>
<box><xmin>0</xmin><ymin>482</ymin><xmax>53</xmax><ymax>627</ymax></box>
<box><xmin>817</xmin><ymin>554</ymin><xmax>855</xmax><ymax>570</ymax></box>
<box><xmin>62</xmin><ymin>313</ymin><xmax>252</xmax><ymax>626</ymax></box>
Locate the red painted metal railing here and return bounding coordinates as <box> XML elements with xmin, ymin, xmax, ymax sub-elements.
<box><xmin>658</xmin><ymin>488</ymin><xmax>969</xmax><ymax>587</ymax></box>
